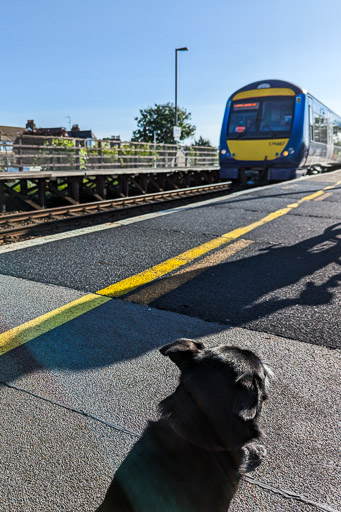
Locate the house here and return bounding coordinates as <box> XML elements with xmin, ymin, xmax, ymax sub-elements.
<box><xmin>68</xmin><ymin>124</ymin><xmax>96</xmax><ymax>139</ymax></box>
<box><xmin>0</xmin><ymin>125</ymin><xmax>25</xmax><ymax>155</ymax></box>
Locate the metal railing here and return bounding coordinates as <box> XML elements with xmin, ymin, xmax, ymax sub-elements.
<box><xmin>0</xmin><ymin>136</ymin><xmax>219</xmax><ymax>173</ymax></box>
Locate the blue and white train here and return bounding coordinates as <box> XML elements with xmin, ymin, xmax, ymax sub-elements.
<box><xmin>219</xmin><ymin>79</ymin><xmax>341</xmax><ymax>183</ymax></box>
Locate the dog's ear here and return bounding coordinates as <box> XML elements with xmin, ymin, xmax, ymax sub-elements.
<box><xmin>233</xmin><ymin>372</ymin><xmax>262</xmax><ymax>421</ymax></box>
<box><xmin>159</xmin><ymin>338</ymin><xmax>205</xmax><ymax>368</ymax></box>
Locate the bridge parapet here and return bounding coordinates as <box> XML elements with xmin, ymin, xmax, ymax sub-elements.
<box><xmin>0</xmin><ymin>137</ymin><xmax>220</xmax><ymax>211</ymax></box>
<box><xmin>0</xmin><ymin>136</ymin><xmax>218</xmax><ymax>173</ymax></box>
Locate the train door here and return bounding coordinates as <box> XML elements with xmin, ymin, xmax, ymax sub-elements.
<box><xmin>326</xmin><ymin>111</ymin><xmax>333</xmax><ymax>163</ymax></box>
<box><xmin>306</xmin><ymin>96</ymin><xmax>314</xmax><ymax>166</ymax></box>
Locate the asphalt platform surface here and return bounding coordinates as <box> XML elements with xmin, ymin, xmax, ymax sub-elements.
<box><xmin>0</xmin><ymin>170</ymin><xmax>340</xmax><ymax>511</ymax></box>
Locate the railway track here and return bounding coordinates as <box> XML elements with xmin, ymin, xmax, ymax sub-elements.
<box><xmin>0</xmin><ymin>182</ymin><xmax>232</xmax><ymax>242</ymax></box>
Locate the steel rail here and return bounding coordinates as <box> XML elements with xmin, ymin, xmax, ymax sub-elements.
<box><xmin>0</xmin><ymin>182</ymin><xmax>231</xmax><ymax>239</ymax></box>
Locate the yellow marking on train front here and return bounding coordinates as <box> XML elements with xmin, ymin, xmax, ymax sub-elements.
<box><xmin>232</xmin><ymin>88</ymin><xmax>295</xmax><ymax>100</ymax></box>
<box><xmin>227</xmin><ymin>139</ymin><xmax>289</xmax><ymax>161</ymax></box>
<box><xmin>0</xmin><ymin>294</ymin><xmax>111</xmax><ymax>355</ymax></box>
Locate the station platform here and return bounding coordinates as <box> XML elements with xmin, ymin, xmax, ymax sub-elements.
<box><xmin>0</xmin><ymin>170</ymin><xmax>340</xmax><ymax>511</ymax></box>
<box><xmin>0</xmin><ymin>137</ymin><xmax>219</xmax><ymax>209</ymax></box>
<box><xmin>0</xmin><ymin>166</ymin><xmax>220</xmax><ymax>209</ymax></box>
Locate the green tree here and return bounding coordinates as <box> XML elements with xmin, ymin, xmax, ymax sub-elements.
<box><xmin>193</xmin><ymin>136</ymin><xmax>212</xmax><ymax>147</ymax></box>
<box><xmin>131</xmin><ymin>103</ymin><xmax>196</xmax><ymax>144</ymax></box>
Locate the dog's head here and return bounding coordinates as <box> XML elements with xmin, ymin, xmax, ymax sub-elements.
<box><xmin>160</xmin><ymin>339</ymin><xmax>273</xmax><ymax>451</ymax></box>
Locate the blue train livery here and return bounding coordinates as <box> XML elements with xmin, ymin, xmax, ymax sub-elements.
<box><xmin>219</xmin><ymin>79</ymin><xmax>341</xmax><ymax>183</ymax></box>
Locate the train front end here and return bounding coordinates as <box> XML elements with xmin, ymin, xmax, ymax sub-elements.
<box><xmin>219</xmin><ymin>80</ymin><xmax>307</xmax><ymax>183</ymax></box>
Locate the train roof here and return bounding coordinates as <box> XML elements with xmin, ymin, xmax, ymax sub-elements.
<box><xmin>229</xmin><ymin>79</ymin><xmax>305</xmax><ymax>99</ymax></box>
<box><xmin>227</xmin><ymin>79</ymin><xmax>341</xmax><ymax>121</ymax></box>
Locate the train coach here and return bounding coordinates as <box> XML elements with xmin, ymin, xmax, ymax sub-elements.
<box><xmin>219</xmin><ymin>79</ymin><xmax>341</xmax><ymax>184</ymax></box>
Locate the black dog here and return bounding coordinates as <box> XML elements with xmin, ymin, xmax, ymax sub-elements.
<box><xmin>95</xmin><ymin>339</ymin><xmax>273</xmax><ymax>512</ymax></box>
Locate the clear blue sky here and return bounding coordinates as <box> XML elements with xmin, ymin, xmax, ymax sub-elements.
<box><xmin>1</xmin><ymin>0</ymin><xmax>341</xmax><ymax>145</ymax></box>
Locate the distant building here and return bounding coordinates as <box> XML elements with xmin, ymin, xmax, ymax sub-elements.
<box><xmin>0</xmin><ymin>125</ymin><xmax>25</xmax><ymax>156</ymax></box>
<box><xmin>25</xmin><ymin>120</ymin><xmax>96</xmax><ymax>138</ymax></box>
<box><xmin>68</xmin><ymin>124</ymin><xmax>96</xmax><ymax>139</ymax></box>
<box><xmin>0</xmin><ymin>125</ymin><xmax>25</xmax><ymax>142</ymax></box>
<box><xmin>0</xmin><ymin>121</ymin><xmax>121</xmax><ymax>152</ymax></box>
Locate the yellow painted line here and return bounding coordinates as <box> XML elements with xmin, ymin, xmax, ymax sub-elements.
<box><xmin>97</xmin><ymin>181</ymin><xmax>341</xmax><ymax>298</ymax></box>
<box><xmin>1</xmin><ymin>178</ymin><xmax>341</xmax><ymax>356</ymax></box>
<box><xmin>96</xmin><ymin>210</ymin><xmax>288</xmax><ymax>298</ymax></box>
<box><xmin>96</xmin><ymin>235</ymin><xmax>239</xmax><ymax>297</ymax></box>
<box><xmin>0</xmin><ymin>294</ymin><xmax>111</xmax><ymax>356</ymax></box>
<box><xmin>315</xmin><ymin>192</ymin><xmax>333</xmax><ymax>201</ymax></box>
<box><xmin>299</xmin><ymin>190</ymin><xmax>325</xmax><ymax>201</ymax></box>
<box><xmin>323</xmin><ymin>183</ymin><xmax>341</xmax><ymax>190</ymax></box>
<box><xmin>127</xmin><ymin>239</ymin><xmax>253</xmax><ymax>306</ymax></box>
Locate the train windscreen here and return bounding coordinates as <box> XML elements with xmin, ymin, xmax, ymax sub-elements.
<box><xmin>227</xmin><ymin>97</ymin><xmax>295</xmax><ymax>139</ymax></box>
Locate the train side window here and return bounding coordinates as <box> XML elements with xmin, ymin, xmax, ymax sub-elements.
<box><xmin>320</xmin><ymin>116</ymin><xmax>327</xmax><ymax>144</ymax></box>
<box><xmin>313</xmin><ymin>112</ymin><xmax>321</xmax><ymax>142</ymax></box>
<box><xmin>333</xmin><ymin>123</ymin><xmax>341</xmax><ymax>147</ymax></box>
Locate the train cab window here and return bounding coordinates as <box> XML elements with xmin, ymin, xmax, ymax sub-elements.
<box><xmin>227</xmin><ymin>96</ymin><xmax>294</xmax><ymax>139</ymax></box>
<box><xmin>259</xmin><ymin>99</ymin><xmax>293</xmax><ymax>135</ymax></box>
<box><xmin>228</xmin><ymin>102</ymin><xmax>259</xmax><ymax>136</ymax></box>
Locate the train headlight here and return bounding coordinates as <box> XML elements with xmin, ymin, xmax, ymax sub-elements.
<box><xmin>282</xmin><ymin>148</ymin><xmax>294</xmax><ymax>157</ymax></box>
<box><xmin>221</xmin><ymin>149</ymin><xmax>231</xmax><ymax>158</ymax></box>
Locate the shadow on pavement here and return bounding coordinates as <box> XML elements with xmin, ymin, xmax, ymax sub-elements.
<box><xmin>147</xmin><ymin>222</ymin><xmax>341</xmax><ymax>347</ymax></box>
<box><xmin>0</xmin><ymin>297</ymin><xmax>226</xmax><ymax>382</ymax></box>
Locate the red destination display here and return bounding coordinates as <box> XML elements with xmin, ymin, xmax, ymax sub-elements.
<box><xmin>233</xmin><ymin>102</ymin><xmax>259</xmax><ymax>110</ymax></box>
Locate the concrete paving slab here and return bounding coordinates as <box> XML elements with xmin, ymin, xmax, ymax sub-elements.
<box><xmin>0</xmin><ymin>297</ymin><xmax>226</xmax><ymax>433</ymax></box>
<box><xmin>0</xmin><ymin>273</ymin><xmax>88</xmax><ymax>331</ymax></box>
<box><xmin>0</xmin><ymin>296</ymin><xmax>339</xmax><ymax>511</ymax></box>
<box><xmin>231</xmin><ymin>478</ymin><xmax>320</xmax><ymax>512</ymax></box>
<box><xmin>203</xmin><ymin>327</ymin><xmax>341</xmax><ymax>510</ymax></box>
<box><xmin>0</xmin><ymin>383</ymin><xmax>135</xmax><ymax>512</ymax></box>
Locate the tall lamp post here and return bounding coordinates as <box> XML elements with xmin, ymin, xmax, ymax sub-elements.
<box><xmin>174</xmin><ymin>47</ymin><xmax>189</xmax><ymax>141</ymax></box>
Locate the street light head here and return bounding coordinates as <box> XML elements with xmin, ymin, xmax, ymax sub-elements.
<box><xmin>176</xmin><ymin>47</ymin><xmax>189</xmax><ymax>51</ymax></box>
